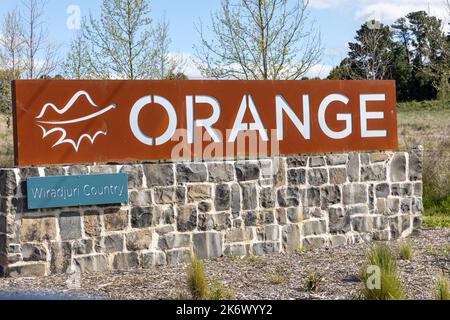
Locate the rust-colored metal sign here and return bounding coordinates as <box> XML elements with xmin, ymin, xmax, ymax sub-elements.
<box><xmin>12</xmin><ymin>80</ymin><xmax>398</xmax><ymax>166</ymax></box>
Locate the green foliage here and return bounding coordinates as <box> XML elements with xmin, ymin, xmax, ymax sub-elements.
<box><xmin>434</xmin><ymin>276</ymin><xmax>450</xmax><ymax>300</ymax></box>
<box><xmin>361</xmin><ymin>244</ymin><xmax>404</xmax><ymax>300</ymax></box>
<box><xmin>242</xmin><ymin>255</ymin><xmax>266</xmax><ymax>265</ymax></box>
<box><xmin>270</xmin><ymin>274</ymin><xmax>287</xmax><ymax>284</ymax></box>
<box><xmin>330</xmin><ymin>11</ymin><xmax>449</xmax><ymax>102</ymax></box>
<box><xmin>398</xmin><ymin>240</ymin><xmax>414</xmax><ymax>260</ymax></box>
<box><xmin>185</xmin><ymin>253</ymin><xmax>235</xmax><ymax>300</ymax></box>
<box><xmin>305</xmin><ymin>271</ymin><xmax>322</xmax><ymax>292</ymax></box>
<box><xmin>186</xmin><ymin>254</ymin><xmax>209</xmax><ymax>300</ymax></box>
<box><xmin>208</xmin><ymin>281</ymin><xmax>235</xmax><ymax>300</ymax></box>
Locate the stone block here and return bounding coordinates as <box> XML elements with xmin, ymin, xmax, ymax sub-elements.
<box><xmin>142</xmin><ymin>251</ymin><xmax>166</xmax><ymax>267</ymax></box>
<box><xmin>198</xmin><ymin>201</ymin><xmax>212</xmax><ymax>213</ymax></box>
<box><xmin>302</xmin><ymin>220</ymin><xmax>327</xmax><ymax>236</ymax></box>
<box><xmin>193</xmin><ymin>232</ymin><xmax>222</xmax><ymax>259</ymax></box>
<box><xmin>143</xmin><ymin>163</ymin><xmax>174</xmax><ymax>187</ymax></box>
<box><xmin>126</xmin><ymin>229</ymin><xmax>152</xmax><ymax>251</ymax></box>
<box><xmin>235</xmin><ymin>162</ymin><xmax>260</xmax><ymax>181</ymax></box>
<box><xmin>287</xmin><ymin>207</ymin><xmax>302</xmax><ymax>223</ymax></box>
<box><xmin>8</xmin><ymin>262</ymin><xmax>46</xmax><ymax>277</ymax></box>
<box><xmin>287</xmin><ymin>156</ymin><xmax>308</xmax><ymax>168</ymax></box>
<box><xmin>120</xmin><ymin>165</ymin><xmax>143</xmax><ymax>188</ymax></box>
<box><xmin>326</xmin><ymin>154</ymin><xmax>348</xmax><ymax>165</ymax></box>
<box><xmin>22</xmin><ymin>243</ymin><xmax>47</xmax><ymax>261</ymax></box>
<box><xmin>176</xmin><ymin>163</ymin><xmax>207</xmax><ymax>183</ymax></box>
<box><xmin>328</xmin><ymin>207</ymin><xmax>350</xmax><ymax>234</ymax></box>
<box><xmin>391</xmin><ymin>183</ymin><xmax>412</xmax><ymax>197</ymax></box>
<box><xmin>330</xmin><ymin>235</ymin><xmax>347</xmax><ymax>247</ymax></box>
<box><xmin>252</xmin><ymin>242</ymin><xmax>280</xmax><ymax>255</ymax></box>
<box><xmin>242</xmin><ymin>211</ymin><xmax>257</xmax><ymax>226</ymax></box>
<box><xmin>321</xmin><ymin>185</ymin><xmax>341</xmax><ymax>208</ymax></box>
<box><xmin>329</xmin><ymin>167</ymin><xmax>347</xmax><ymax>184</ymax></box>
<box><xmin>99</xmin><ymin>234</ymin><xmax>124</xmax><ymax>253</ymax></box>
<box><xmin>390</xmin><ymin>154</ymin><xmax>406</xmax><ymax>182</ymax></box>
<box><xmin>347</xmin><ymin>153</ymin><xmax>360</xmax><ymax>182</ymax></box>
<box><xmin>409</xmin><ymin>147</ymin><xmax>422</xmax><ymax>181</ymax></box>
<box><xmin>369</xmin><ymin>153</ymin><xmax>389</xmax><ymax>163</ymax></box>
<box><xmin>103</xmin><ymin>208</ymin><xmax>128</xmax><ymax>232</ymax></box>
<box><xmin>187</xmin><ymin>185</ymin><xmax>212</xmax><ymax>202</ymax></box>
<box><xmin>113</xmin><ymin>252</ymin><xmax>140</xmax><ymax>270</ymax></box>
<box><xmin>166</xmin><ymin>249</ymin><xmax>191</xmax><ymax>265</ymax></box>
<box><xmin>208</xmin><ymin>163</ymin><xmax>234</xmax><ymax>182</ymax></box>
<box><xmin>375</xmin><ymin>183</ymin><xmax>390</xmax><ymax>198</ymax></box>
<box><xmin>287</xmin><ymin>168</ymin><xmax>306</xmax><ymax>185</ymax></box>
<box><xmin>214</xmin><ymin>184</ymin><xmax>230</xmax><ymax>211</ymax></box>
<box><xmin>343</xmin><ymin>184</ymin><xmax>367</xmax><ymax>205</ymax></box>
<box><xmin>74</xmin><ymin>255</ymin><xmax>109</xmax><ymax>273</ymax></box>
<box><xmin>277</xmin><ymin>187</ymin><xmax>300</xmax><ymax>207</ymax></box>
<box><xmin>302</xmin><ymin>237</ymin><xmax>326</xmax><ymax>250</ymax></box>
<box><xmin>231</xmin><ymin>183</ymin><xmax>241</xmax><ymax>216</ymax></box>
<box><xmin>260</xmin><ymin>187</ymin><xmax>275</xmax><ymax>209</ymax></box>
<box><xmin>265</xmin><ymin>225</ymin><xmax>280</xmax><ymax>241</ymax></box>
<box><xmin>129</xmin><ymin>190</ymin><xmax>152</xmax><ymax>206</ymax></box>
<box><xmin>0</xmin><ymin>169</ymin><xmax>17</xmax><ymax>197</ymax></box>
<box><xmin>154</xmin><ymin>187</ymin><xmax>185</xmax><ymax>205</ymax></box>
<box><xmin>351</xmin><ymin>216</ymin><xmax>373</xmax><ymax>233</ymax></box>
<box><xmin>49</xmin><ymin>241</ymin><xmax>72</xmax><ymax>274</ymax></box>
<box><xmin>73</xmin><ymin>239</ymin><xmax>94</xmax><ymax>255</ymax></box>
<box><xmin>131</xmin><ymin>207</ymin><xmax>153</xmax><ymax>228</ymax></box>
<box><xmin>198</xmin><ymin>212</ymin><xmax>231</xmax><ymax>231</ymax></box>
<box><xmin>307</xmin><ymin>168</ymin><xmax>328</xmax><ymax>186</ymax></box>
<box><xmin>158</xmin><ymin>233</ymin><xmax>191</xmax><ymax>250</ymax></box>
<box><xmin>241</xmin><ymin>183</ymin><xmax>257</xmax><ymax>210</ymax></box>
<box><xmin>282</xmin><ymin>224</ymin><xmax>301</xmax><ymax>253</ymax></box>
<box><xmin>83</xmin><ymin>210</ymin><xmax>102</xmax><ymax>237</ymax></box>
<box><xmin>177</xmin><ymin>205</ymin><xmax>197</xmax><ymax>232</ymax></box>
<box><xmin>224</xmin><ymin>244</ymin><xmax>249</xmax><ymax>257</ymax></box>
<box><xmin>361</xmin><ymin>164</ymin><xmax>386</xmax><ymax>181</ymax></box>
<box><xmin>59</xmin><ymin>212</ymin><xmax>83</xmax><ymax>241</ymax></box>
<box><xmin>67</xmin><ymin>165</ymin><xmax>88</xmax><ymax>176</ymax></box>
<box><xmin>89</xmin><ymin>165</ymin><xmax>116</xmax><ymax>174</ymax></box>
<box><xmin>20</xmin><ymin>217</ymin><xmax>57</xmax><ymax>242</ymax></box>
<box><xmin>309</xmin><ymin>156</ymin><xmax>325</xmax><ymax>167</ymax></box>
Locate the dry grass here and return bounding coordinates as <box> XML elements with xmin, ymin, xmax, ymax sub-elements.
<box><xmin>0</xmin><ymin>115</ymin><xmax>13</xmax><ymax>167</ymax></box>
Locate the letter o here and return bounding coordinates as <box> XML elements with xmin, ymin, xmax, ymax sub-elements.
<box><xmin>130</xmin><ymin>95</ymin><xmax>178</xmax><ymax>145</ymax></box>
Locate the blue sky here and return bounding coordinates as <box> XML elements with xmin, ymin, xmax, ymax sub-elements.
<box><xmin>0</xmin><ymin>0</ymin><xmax>448</xmax><ymax>78</ymax></box>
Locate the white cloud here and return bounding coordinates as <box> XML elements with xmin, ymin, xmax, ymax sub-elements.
<box><xmin>305</xmin><ymin>63</ymin><xmax>334</xmax><ymax>79</ymax></box>
<box><xmin>310</xmin><ymin>0</ymin><xmax>449</xmax><ymax>25</ymax></box>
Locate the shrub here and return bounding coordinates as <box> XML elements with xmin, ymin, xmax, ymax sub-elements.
<box><xmin>435</xmin><ymin>276</ymin><xmax>450</xmax><ymax>300</ymax></box>
<box><xmin>208</xmin><ymin>281</ymin><xmax>236</xmax><ymax>300</ymax></box>
<box><xmin>361</xmin><ymin>244</ymin><xmax>404</xmax><ymax>300</ymax></box>
<box><xmin>186</xmin><ymin>254</ymin><xmax>208</xmax><ymax>300</ymax></box>
<box><xmin>398</xmin><ymin>240</ymin><xmax>414</xmax><ymax>260</ymax></box>
<box><xmin>305</xmin><ymin>272</ymin><xmax>322</xmax><ymax>292</ymax></box>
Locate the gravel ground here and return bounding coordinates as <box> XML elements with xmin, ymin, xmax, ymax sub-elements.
<box><xmin>0</xmin><ymin>228</ymin><xmax>449</xmax><ymax>300</ymax></box>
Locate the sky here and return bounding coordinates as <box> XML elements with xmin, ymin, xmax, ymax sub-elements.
<box><xmin>0</xmin><ymin>0</ymin><xmax>448</xmax><ymax>79</ymax></box>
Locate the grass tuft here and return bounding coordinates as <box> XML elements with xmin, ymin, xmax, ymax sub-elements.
<box><xmin>186</xmin><ymin>254</ymin><xmax>209</xmax><ymax>300</ymax></box>
<box><xmin>361</xmin><ymin>244</ymin><xmax>404</xmax><ymax>300</ymax></box>
<box><xmin>434</xmin><ymin>275</ymin><xmax>450</xmax><ymax>300</ymax></box>
<box><xmin>305</xmin><ymin>271</ymin><xmax>322</xmax><ymax>292</ymax></box>
<box><xmin>398</xmin><ymin>240</ymin><xmax>414</xmax><ymax>260</ymax></box>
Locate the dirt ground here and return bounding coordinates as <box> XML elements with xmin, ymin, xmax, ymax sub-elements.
<box><xmin>0</xmin><ymin>228</ymin><xmax>448</xmax><ymax>300</ymax></box>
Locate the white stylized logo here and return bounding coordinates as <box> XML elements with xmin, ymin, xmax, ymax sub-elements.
<box><xmin>36</xmin><ymin>90</ymin><xmax>116</xmax><ymax>151</ymax></box>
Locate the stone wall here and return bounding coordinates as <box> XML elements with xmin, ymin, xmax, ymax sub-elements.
<box><xmin>0</xmin><ymin>147</ymin><xmax>423</xmax><ymax>277</ymax></box>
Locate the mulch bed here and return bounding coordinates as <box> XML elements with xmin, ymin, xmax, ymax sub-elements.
<box><xmin>0</xmin><ymin>228</ymin><xmax>449</xmax><ymax>300</ymax></box>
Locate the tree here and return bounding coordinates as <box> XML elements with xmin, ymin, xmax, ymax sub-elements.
<box><xmin>0</xmin><ymin>8</ymin><xmax>24</xmax><ymax>76</ymax></box>
<box><xmin>21</xmin><ymin>0</ymin><xmax>59</xmax><ymax>79</ymax></box>
<box><xmin>194</xmin><ymin>0</ymin><xmax>322</xmax><ymax>80</ymax></box>
<box><xmin>345</xmin><ymin>21</ymin><xmax>395</xmax><ymax>80</ymax></box>
<box><xmin>393</xmin><ymin>11</ymin><xmax>449</xmax><ymax>101</ymax></box>
<box><xmin>84</xmin><ymin>0</ymin><xmax>159</xmax><ymax>79</ymax></box>
<box><xmin>62</xmin><ymin>31</ymin><xmax>94</xmax><ymax>79</ymax></box>
<box><xmin>153</xmin><ymin>16</ymin><xmax>185</xmax><ymax>79</ymax></box>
